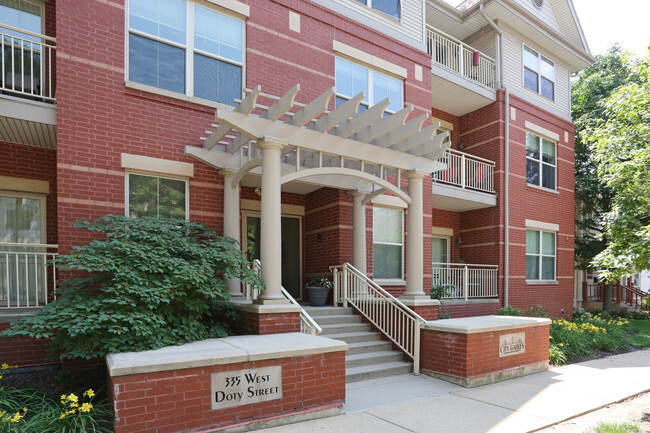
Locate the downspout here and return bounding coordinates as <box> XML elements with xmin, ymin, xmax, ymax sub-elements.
<box><xmin>480</xmin><ymin>4</ymin><xmax>510</xmax><ymax>307</ymax></box>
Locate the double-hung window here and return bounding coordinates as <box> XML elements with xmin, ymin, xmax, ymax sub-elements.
<box><xmin>523</xmin><ymin>45</ymin><xmax>554</xmax><ymax>100</ymax></box>
<box><xmin>526</xmin><ymin>229</ymin><xmax>556</xmax><ymax>281</ymax></box>
<box><xmin>335</xmin><ymin>57</ymin><xmax>403</xmax><ymax>116</ymax></box>
<box><xmin>526</xmin><ymin>132</ymin><xmax>556</xmax><ymax>190</ymax></box>
<box><xmin>128</xmin><ymin>0</ymin><xmax>243</xmax><ymax>105</ymax></box>
<box><xmin>355</xmin><ymin>0</ymin><xmax>400</xmax><ymax>20</ymax></box>
<box><xmin>126</xmin><ymin>173</ymin><xmax>188</xmax><ymax>219</ymax></box>
<box><xmin>373</xmin><ymin>206</ymin><xmax>403</xmax><ymax>280</ymax></box>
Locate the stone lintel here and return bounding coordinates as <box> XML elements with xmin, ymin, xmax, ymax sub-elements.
<box><xmin>237</xmin><ymin>303</ymin><xmax>303</xmax><ymax>314</ymax></box>
<box><xmin>423</xmin><ymin>315</ymin><xmax>551</xmax><ymax>334</ymax></box>
<box><xmin>399</xmin><ymin>297</ymin><xmax>441</xmax><ymax>307</ymax></box>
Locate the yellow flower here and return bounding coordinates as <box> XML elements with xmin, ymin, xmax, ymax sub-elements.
<box><xmin>60</xmin><ymin>413</ymin><xmax>67</xmax><ymax>419</ymax></box>
<box><xmin>559</xmin><ymin>343</ymin><xmax>564</xmax><ymax>347</ymax></box>
<box><xmin>80</xmin><ymin>402</ymin><xmax>93</xmax><ymax>413</ymax></box>
<box><xmin>1</xmin><ymin>363</ymin><xmax>9</xmax><ymax>370</ymax></box>
<box><xmin>84</xmin><ymin>389</ymin><xmax>95</xmax><ymax>398</ymax></box>
<box><xmin>67</xmin><ymin>393</ymin><xmax>78</xmax><ymax>403</ymax></box>
<box><xmin>549</xmin><ymin>336</ymin><xmax>553</xmax><ymax>339</ymax></box>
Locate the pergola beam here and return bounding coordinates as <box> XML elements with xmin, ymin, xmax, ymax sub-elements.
<box><xmin>373</xmin><ymin>113</ymin><xmax>428</xmax><ymax>148</ymax></box>
<box><xmin>332</xmin><ymin>97</ymin><xmax>390</xmax><ymax>139</ymax></box>
<box><xmin>353</xmin><ymin>105</ymin><xmax>413</xmax><ymax>143</ymax></box>
<box><xmin>313</xmin><ymin>92</ymin><xmax>364</xmax><ymax>133</ymax></box>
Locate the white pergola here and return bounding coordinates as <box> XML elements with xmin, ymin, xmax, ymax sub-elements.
<box><xmin>186</xmin><ymin>85</ymin><xmax>449</xmax><ymax>305</ymax></box>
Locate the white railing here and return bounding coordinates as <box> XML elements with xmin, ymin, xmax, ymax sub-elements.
<box><xmin>431</xmin><ymin>262</ymin><xmax>498</xmax><ymax>300</ymax></box>
<box><xmin>432</xmin><ymin>148</ymin><xmax>496</xmax><ymax>194</ymax></box>
<box><xmin>1</xmin><ymin>23</ymin><xmax>56</xmax><ymax>102</ymax></box>
<box><xmin>0</xmin><ymin>243</ymin><xmax>57</xmax><ymax>308</ymax></box>
<box><xmin>330</xmin><ymin>263</ymin><xmax>425</xmax><ymax>374</ymax></box>
<box><xmin>244</xmin><ymin>259</ymin><xmax>322</xmax><ymax>335</ymax></box>
<box><xmin>426</xmin><ymin>25</ymin><xmax>496</xmax><ymax>90</ymax></box>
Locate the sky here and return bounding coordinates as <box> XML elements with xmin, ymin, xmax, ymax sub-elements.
<box><xmin>440</xmin><ymin>0</ymin><xmax>650</xmax><ymax>58</ymax></box>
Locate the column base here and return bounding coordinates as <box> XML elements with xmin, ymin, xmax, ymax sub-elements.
<box><xmin>235</xmin><ymin>303</ymin><xmax>303</xmax><ymax>335</ymax></box>
<box><xmin>399</xmin><ymin>296</ymin><xmax>440</xmax><ymax>321</ymax></box>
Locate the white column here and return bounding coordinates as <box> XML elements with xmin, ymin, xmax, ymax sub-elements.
<box><xmin>222</xmin><ymin>169</ymin><xmax>243</xmax><ymax>299</ymax></box>
<box><xmin>255</xmin><ymin>137</ymin><xmax>288</xmax><ymax>304</ymax></box>
<box><xmin>350</xmin><ymin>190</ymin><xmax>367</xmax><ymax>274</ymax></box>
<box><xmin>403</xmin><ymin>171</ymin><xmax>426</xmax><ymax>298</ymax></box>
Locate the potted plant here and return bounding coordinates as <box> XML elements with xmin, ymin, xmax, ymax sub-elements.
<box><xmin>306</xmin><ymin>276</ymin><xmax>333</xmax><ymax>307</ymax></box>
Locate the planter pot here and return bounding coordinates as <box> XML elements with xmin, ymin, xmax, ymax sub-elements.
<box><xmin>306</xmin><ymin>286</ymin><xmax>331</xmax><ymax>307</ymax></box>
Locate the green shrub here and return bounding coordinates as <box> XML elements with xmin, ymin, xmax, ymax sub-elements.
<box><xmin>623</xmin><ymin>310</ymin><xmax>650</xmax><ymax>320</ymax></box>
<box><xmin>550</xmin><ymin>315</ymin><xmax>630</xmax><ymax>361</ymax></box>
<box><xmin>548</xmin><ymin>344</ymin><xmax>567</xmax><ymax>365</ymax></box>
<box><xmin>496</xmin><ymin>305</ymin><xmax>521</xmax><ymax>316</ymax></box>
<box><xmin>438</xmin><ymin>312</ymin><xmax>451</xmax><ymax>319</ymax></box>
<box><xmin>430</xmin><ymin>285</ymin><xmax>451</xmax><ymax>300</ymax></box>
<box><xmin>1</xmin><ymin>215</ymin><xmax>263</xmax><ymax>359</ymax></box>
<box><xmin>523</xmin><ymin>305</ymin><xmax>548</xmax><ymax>318</ymax></box>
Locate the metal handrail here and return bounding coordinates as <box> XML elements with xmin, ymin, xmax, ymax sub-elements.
<box><xmin>433</xmin><ymin>148</ymin><xmax>496</xmax><ymax>194</ymax></box>
<box><xmin>0</xmin><ymin>242</ymin><xmax>58</xmax><ymax>308</ymax></box>
<box><xmin>330</xmin><ymin>263</ymin><xmax>426</xmax><ymax>374</ymax></box>
<box><xmin>432</xmin><ymin>262</ymin><xmax>498</xmax><ymax>299</ymax></box>
<box><xmin>246</xmin><ymin>259</ymin><xmax>322</xmax><ymax>335</ymax></box>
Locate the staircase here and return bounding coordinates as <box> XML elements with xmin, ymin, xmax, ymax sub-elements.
<box><xmin>304</xmin><ymin>306</ymin><xmax>413</xmax><ymax>383</ymax></box>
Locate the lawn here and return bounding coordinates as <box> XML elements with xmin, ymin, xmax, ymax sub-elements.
<box><xmin>625</xmin><ymin>320</ymin><xmax>650</xmax><ymax>348</ymax></box>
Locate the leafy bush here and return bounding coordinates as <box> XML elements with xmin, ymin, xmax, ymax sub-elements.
<box><xmin>1</xmin><ymin>216</ymin><xmax>263</xmax><ymax>359</ymax></box>
<box><xmin>429</xmin><ymin>285</ymin><xmax>451</xmax><ymax>300</ymax></box>
<box><xmin>307</xmin><ymin>276</ymin><xmax>333</xmax><ymax>290</ymax></box>
<box><xmin>496</xmin><ymin>305</ymin><xmax>521</xmax><ymax>316</ymax></box>
<box><xmin>523</xmin><ymin>305</ymin><xmax>548</xmax><ymax>318</ymax></box>
<box><xmin>550</xmin><ymin>314</ymin><xmax>630</xmax><ymax>362</ymax></box>
<box><xmin>438</xmin><ymin>312</ymin><xmax>451</xmax><ymax>319</ymax></box>
<box><xmin>548</xmin><ymin>344</ymin><xmax>567</xmax><ymax>365</ymax></box>
<box><xmin>623</xmin><ymin>310</ymin><xmax>650</xmax><ymax>320</ymax></box>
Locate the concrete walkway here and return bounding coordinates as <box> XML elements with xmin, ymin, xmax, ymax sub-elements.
<box><xmin>262</xmin><ymin>349</ymin><xmax>650</xmax><ymax>433</ymax></box>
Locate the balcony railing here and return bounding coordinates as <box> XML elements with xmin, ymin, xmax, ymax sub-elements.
<box><xmin>426</xmin><ymin>25</ymin><xmax>496</xmax><ymax>90</ymax></box>
<box><xmin>432</xmin><ymin>262</ymin><xmax>499</xmax><ymax>300</ymax></box>
<box><xmin>1</xmin><ymin>23</ymin><xmax>56</xmax><ymax>102</ymax></box>
<box><xmin>0</xmin><ymin>243</ymin><xmax>58</xmax><ymax>308</ymax></box>
<box><xmin>433</xmin><ymin>148</ymin><xmax>496</xmax><ymax>194</ymax></box>
<box><xmin>583</xmin><ymin>282</ymin><xmax>648</xmax><ymax>312</ymax></box>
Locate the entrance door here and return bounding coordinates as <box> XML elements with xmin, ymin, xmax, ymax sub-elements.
<box><xmin>243</xmin><ymin>213</ymin><xmax>302</xmax><ymax>299</ymax></box>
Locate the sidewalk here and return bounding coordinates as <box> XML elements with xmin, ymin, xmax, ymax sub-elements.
<box><xmin>262</xmin><ymin>349</ymin><xmax>650</xmax><ymax>433</ymax></box>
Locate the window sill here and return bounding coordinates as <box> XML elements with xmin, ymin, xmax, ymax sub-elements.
<box><xmin>125</xmin><ymin>81</ymin><xmax>235</xmax><ymax>111</ymax></box>
<box><xmin>374</xmin><ymin>278</ymin><xmax>406</xmax><ymax>286</ymax></box>
<box><xmin>522</xmin><ymin>85</ymin><xmax>555</xmax><ymax>103</ymax></box>
<box><xmin>526</xmin><ymin>280</ymin><xmax>559</xmax><ymax>285</ymax></box>
<box><xmin>526</xmin><ymin>183</ymin><xmax>559</xmax><ymax>195</ymax></box>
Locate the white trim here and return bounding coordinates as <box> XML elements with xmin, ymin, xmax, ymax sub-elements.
<box><xmin>372</xmin><ymin>205</ymin><xmax>404</xmax><ymax>281</ymax></box>
<box><xmin>371</xmin><ymin>195</ymin><xmax>406</xmax><ymax>209</ymax></box>
<box><xmin>124</xmin><ymin>172</ymin><xmax>190</xmax><ymax>219</ymax></box>
<box><xmin>0</xmin><ymin>176</ymin><xmax>49</xmax><ymax>194</ymax></box>
<box><xmin>240</xmin><ymin>199</ymin><xmax>305</xmax><ymax>216</ymax></box>
<box><xmin>121</xmin><ymin>154</ymin><xmax>194</xmax><ymax>178</ymax></box>
<box><xmin>0</xmin><ymin>190</ymin><xmax>47</xmax><ymax>243</ymax></box>
<box><xmin>374</xmin><ymin>278</ymin><xmax>406</xmax><ymax>286</ymax></box>
<box><xmin>522</xmin><ymin>43</ymin><xmax>555</xmax><ymax>101</ymax></box>
<box><xmin>525</xmin><ymin>219</ymin><xmax>559</xmax><ymax>232</ymax></box>
<box><xmin>333</xmin><ymin>40</ymin><xmax>407</xmax><ymax>79</ymax></box>
<box><xmin>525</xmin><ymin>121</ymin><xmax>559</xmax><ymax>142</ymax></box>
<box><xmin>204</xmin><ymin>0</ymin><xmax>250</xmax><ymax>17</ymax></box>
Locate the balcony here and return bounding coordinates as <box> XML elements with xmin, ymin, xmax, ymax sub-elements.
<box><xmin>432</xmin><ymin>148</ymin><xmax>497</xmax><ymax>211</ymax></box>
<box><xmin>0</xmin><ymin>24</ymin><xmax>56</xmax><ymax>149</ymax></box>
<box><xmin>426</xmin><ymin>25</ymin><xmax>497</xmax><ymax>116</ymax></box>
<box><xmin>0</xmin><ymin>243</ymin><xmax>58</xmax><ymax>309</ymax></box>
<box><xmin>432</xmin><ymin>262</ymin><xmax>499</xmax><ymax>300</ymax></box>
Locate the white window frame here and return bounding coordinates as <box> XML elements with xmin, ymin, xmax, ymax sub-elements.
<box><xmin>525</xmin><ymin>229</ymin><xmax>557</xmax><ymax>283</ymax></box>
<box><xmin>526</xmin><ymin>131</ymin><xmax>557</xmax><ymax>191</ymax></box>
<box><xmin>0</xmin><ymin>190</ymin><xmax>46</xmax><ymax>244</ymax></box>
<box><xmin>125</xmin><ymin>0</ymin><xmax>245</xmax><ymax>106</ymax></box>
<box><xmin>522</xmin><ymin>44</ymin><xmax>555</xmax><ymax>101</ymax></box>
<box><xmin>372</xmin><ymin>206</ymin><xmax>404</xmax><ymax>283</ymax></box>
<box><xmin>356</xmin><ymin>0</ymin><xmax>401</xmax><ymax>20</ymax></box>
<box><xmin>335</xmin><ymin>57</ymin><xmax>404</xmax><ymax>115</ymax></box>
<box><xmin>431</xmin><ymin>235</ymin><xmax>450</xmax><ymax>265</ymax></box>
<box><xmin>0</xmin><ymin>0</ymin><xmax>44</xmax><ymax>35</ymax></box>
<box><xmin>125</xmin><ymin>171</ymin><xmax>190</xmax><ymax>219</ymax></box>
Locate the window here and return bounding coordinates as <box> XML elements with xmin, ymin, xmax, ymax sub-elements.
<box><xmin>431</xmin><ymin>236</ymin><xmax>449</xmax><ymax>265</ymax></box>
<box><xmin>126</xmin><ymin>173</ymin><xmax>188</xmax><ymax>219</ymax></box>
<box><xmin>523</xmin><ymin>45</ymin><xmax>554</xmax><ymax>100</ymax></box>
<box><xmin>355</xmin><ymin>0</ymin><xmax>400</xmax><ymax>19</ymax></box>
<box><xmin>526</xmin><ymin>229</ymin><xmax>555</xmax><ymax>281</ymax></box>
<box><xmin>127</xmin><ymin>0</ymin><xmax>243</xmax><ymax>105</ymax></box>
<box><xmin>335</xmin><ymin>57</ymin><xmax>403</xmax><ymax>116</ymax></box>
<box><xmin>526</xmin><ymin>132</ymin><xmax>556</xmax><ymax>190</ymax></box>
<box><xmin>373</xmin><ymin>206</ymin><xmax>403</xmax><ymax>280</ymax></box>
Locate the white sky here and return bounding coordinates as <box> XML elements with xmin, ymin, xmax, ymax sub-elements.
<box><xmin>439</xmin><ymin>0</ymin><xmax>650</xmax><ymax>58</ymax></box>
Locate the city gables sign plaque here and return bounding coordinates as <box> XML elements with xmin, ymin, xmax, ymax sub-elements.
<box><xmin>499</xmin><ymin>332</ymin><xmax>526</xmax><ymax>357</ymax></box>
<box><xmin>211</xmin><ymin>366</ymin><xmax>282</xmax><ymax>410</ymax></box>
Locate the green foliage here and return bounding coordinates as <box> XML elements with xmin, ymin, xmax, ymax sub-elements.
<box><xmin>548</xmin><ymin>344</ymin><xmax>567</xmax><ymax>366</ymax></box>
<box><xmin>1</xmin><ymin>215</ymin><xmax>263</xmax><ymax>359</ymax></box>
<box><xmin>307</xmin><ymin>276</ymin><xmax>333</xmax><ymax>290</ymax></box>
<box><xmin>429</xmin><ymin>285</ymin><xmax>451</xmax><ymax>300</ymax></box>
<box><xmin>623</xmin><ymin>310</ymin><xmax>650</xmax><ymax>320</ymax></box>
<box><xmin>593</xmin><ymin>422</ymin><xmax>640</xmax><ymax>433</ymax></box>
<box><xmin>438</xmin><ymin>312</ymin><xmax>451</xmax><ymax>320</ymax></box>
<box><xmin>496</xmin><ymin>305</ymin><xmax>521</xmax><ymax>316</ymax></box>
<box><xmin>625</xmin><ymin>320</ymin><xmax>650</xmax><ymax>348</ymax></box>
<box><xmin>572</xmin><ymin>45</ymin><xmax>641</xmax><ymax>271</ymax></box>
<box><xmin>550</xmin><ymin>314</ymin><xmax>630</xmax><ymax>362</ymax></box>
<box><xmin>523</xmin><ymin>305</ymin><xmax>548</xmax><ymax>318</ymax></box>
<box><xmin>587</xmin><ymin>51</ymin><xmax>650</xmax><ymax>280</ymax></box>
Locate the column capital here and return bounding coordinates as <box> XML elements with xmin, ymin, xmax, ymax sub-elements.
<box><xmin>347</xmin><ymin>189</ymin><xmax>367</xmax><ymax>198</ymax></box>
<box><xmin>257</xmin><ymin>136</ymin><xmax>288</xmax><ymax>151</ymax></box>
<box><xmin>220</xmin><ymin>168</ymin><xmax>238</xmax><ymax>178</ymax></box>
<box><xmin>405</xmin><ymin>169</ymin><xmax>429</xmax><ymax>180</ymax></box>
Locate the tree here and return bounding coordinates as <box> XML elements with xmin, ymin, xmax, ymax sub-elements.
<box><xmin>589</xmin><ymin>52</ymin><xmax>650</xmax><ymax>282</ymax></box>
<box><xmin>1</xmin><ymin>215</ymin><xmax>263</xmax><ymax>359</ymax></box>
<box><xmin>572</xmin><ymin>45</ymin><xmax>639</xmax><ymax>271</ymax></box>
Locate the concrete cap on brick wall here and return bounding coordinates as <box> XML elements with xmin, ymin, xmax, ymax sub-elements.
<box><xmin>423</xmin><ymin>315</ymin><xmax>551</xmax><ymax>334</ymax></box>
<box><xmin>106</xmin><ymin>333</ymin><xmax>347</xmax><ymax>377</ymax></box>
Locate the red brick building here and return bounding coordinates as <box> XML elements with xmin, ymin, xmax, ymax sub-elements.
<box><xmin>0</xmin><ymin>0</ymin><xmax>593</xmax><ymax>366</ymax></box>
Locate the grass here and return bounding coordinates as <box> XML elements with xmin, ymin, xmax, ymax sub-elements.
<box><xmin>591</xmin><ymin>422</ymin><xmax>640</xmax><ymax>433</ymax></box>
<box><xmin>625</xmin><ymin>319</ymin><xmax>650</xmax><ymax>348</ymax></box>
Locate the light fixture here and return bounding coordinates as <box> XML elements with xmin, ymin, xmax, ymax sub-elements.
<box><xmin>254</xmin><ymin>187</ymin><xmax>261</xmax><ymax>196</ymax></box>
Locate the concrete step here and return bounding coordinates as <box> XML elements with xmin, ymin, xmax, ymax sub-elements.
<box><xmin>303</xmin><ymin>306</ymin><xmax>354</xmax><ymax>317</ymax></box>
<box><xmin>345</xmin><ymin>351</ymin><xmax>404</xmax><ymax>368</ymax></box>
<box><xmin>311</xmin><ymin>314</ymin><xmax>362</xmax><ymax>326</ymax></box>
<box><xmin>346</xmin><ymin>361</ymin><xmax>413</xmax><ymax>383</ymax></box>
<box><xmin>325</xmin><ymin>331</ymin><xmax>381</xmax><ymax>344</ymax></box>
<box><xmin>346</xmin><ymin>340</ymin><xmax>393</xmax><ymax>356</ymax></box>
<box><xmin>320</xmin><ymin>322</ymin><xmax>371</xmax><ymax>335</ymax></box>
